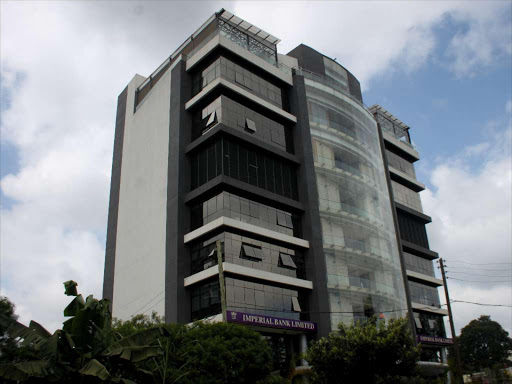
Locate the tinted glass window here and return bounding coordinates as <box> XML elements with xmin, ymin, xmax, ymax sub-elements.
<box><xmin>190</xmin><ymin>136</ymin><xmax>298</xmax><ymax>200</ymax></box>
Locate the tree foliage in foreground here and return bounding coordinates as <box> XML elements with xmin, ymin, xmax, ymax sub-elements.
<box><xmin>306</xmin><ymin>317</ymin><xmax>422</xmax><ymax>384</ymax></box>
<box><xmin>0</xmin><ymin>296</ymin><xmax>38</xmax><ymax>364</ymax></box>
<box><xmin>112</xmin><ymin>315</ymin><xmax>274</xmax><ymax>384</ymax></box>
<box><xmin>0</xmin><ymin>283</ymin><xmax>274</xmax><ymax>384</ymax></box>
<box><xmin>458</xmin><ymin>315</ymin><xmax>512</xmax><ymax>373</ymax></box>
<box><xmin>0</xmin><ymin>281</ymin><xmax>169</xmax><ymax>383</ymax></box>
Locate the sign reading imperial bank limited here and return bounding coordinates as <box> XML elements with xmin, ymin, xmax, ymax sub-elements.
<box><xmin>417</xmin><ymin>335</ymin><xmax>454</xmax><ymax>346</ymax></box>
<box><xmin>227</xmin><ymin>311</ymin><xmax>317</xmax><ymax>332</ymax></box>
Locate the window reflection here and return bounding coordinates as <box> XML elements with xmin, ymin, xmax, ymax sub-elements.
<box><xmin>191</xmin><ymin>191</ymin><xmax>300</xmax><ymax>237</ymax></box>
<box><xmin>192</xmin><ymin>56</ymin><xmax>282</xmax><ymax>107</ymax></box>
<box><xmin>195</xmin><ymin>95</ymin><xmax>292</xmax><ymax>152</ymax></box>
<box><xmin>409</xmin><ymin>281</ymin><xmax>441</xmax><ymax>308</ymax></box>
<box><xmin>403</xmin><ymin>252</ymin><xmax>434</xmax><ymax>277</ymax></box>
<box><xmin>306</xmin><ymin>81</ymin><xmax>408</xmax><ymax>330</ymax></box>
<box><xmin>189</xmin><ymin>231</ymin><xmax>305</xmax><ymax>279</ymax></box>
<box><xmin>414</xmin><ymin>311</ymin><xmax>446</xmax><ymax>338</ymax></box>
<box><xmin>190</xmin><ymin>136</ymin><xmax>298</xmax><ymax>200</ymax></box>
<box><xmin>386</xmin><ymin>149</ymin><xmax>416</xmax><ymax>178</ymax></box>
<box><xmin>392</xmin><ymin>181</ymin><xmax>423</xmax><ymax>212</ymax></box>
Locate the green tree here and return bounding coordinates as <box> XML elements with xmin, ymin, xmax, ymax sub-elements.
<box><xmin>306</xmin><ymin>317</ymin><xmax>421</xmax><ymax>384</ymax></box>
<box><xmin>181</xmin><ymin>322</ymin><xmax>273</xmax><ymax>384</ymax></box>
<box><xmin>0</xmin><ymin>281</ymin><xmax>168</xmax><ymax>383</ymax></box>
<box><xmin>458</xmin><ymin>315</ymin><xmax>512</xmax><ymax>373</ymax></box>
<box><xmin>113</xmin><ymin>313</ymin><xmax>275</xmax><ymax>384</ymax></box>
<box><xmin>1</xmin><ymin>296</ymin><xmax>41</xmax><ymax>366</ymax></box>
<box><xmin>113</xmin><ymin>313</ymin><xmax>195</xmax><ymax>384</ymax></box>
<box><xmin>1</xmin><ymin>296</ymin><xmax>22</xmax><ymax>363</ymax></box>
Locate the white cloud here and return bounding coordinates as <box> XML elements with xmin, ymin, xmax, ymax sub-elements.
<box><xmin>0</xmin><ymin>1</ymin><xmax>224</xmax><ymax>330</ymax></box>
<box><xmin>422</xmin><ymin>106</ymin><xmax>512</xmax><ymax>336</ymax></box>
<box><xmin>0</xmin><ymin>1</ymin><xmax>510</xmax><ymax>332</ymax></box>
<box><xmin>445</xmin><ymin>2</ymin><xmax>512</xmax><ymax>77</ymax></box>
<box><xmin>233</xmin><ymin>1</ymin><xmax>511</xmax><ymax>87</ymax></box>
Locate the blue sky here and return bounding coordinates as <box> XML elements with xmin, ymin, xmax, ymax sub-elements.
<box><xmin>366</xmin><ymin>49</ymin><xmax>512</xmax><ymax>187</ymax></box>
<box><xmin>1</xmin><ymin>1</ymin><xmax>511</xmax><ymax>335</ymax></box>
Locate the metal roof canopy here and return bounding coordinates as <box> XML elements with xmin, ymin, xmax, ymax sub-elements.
<box><xmin>219</xmin><ymin>9</ymin><xmax>281</xmax><ymax>46</ymax></box>
<box><xmin>369</xmin><ymin>104</ymin><xmax>410</xmax><ymax>131</ymax></box>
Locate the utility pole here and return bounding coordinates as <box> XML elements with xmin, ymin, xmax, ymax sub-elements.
<box><xmin>216</xmin><ymin>240</ymin><xmax>227</xmax><ymax>322</ymax></box>
<box><xmin>439</xmin><ymin>258</ymin><xmax>463</xmax><ymax>384</ymax></box>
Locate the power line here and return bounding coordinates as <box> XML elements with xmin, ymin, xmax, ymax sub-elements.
<box><xmin>141</xmin><ymin>296</ymin><xmax>166</xmax><ymax>316</ymax></box>
<box><xmin>446</xmin><ymin>260</ymin><xmax>512</xmax><ymax>266</ymax></box>
<box><xmin>448</xmin><ymin>277</ymin><xmax>512</xmax><ymax>283</ymax></box>
<box><xmin>447</xmin><ymin>266</ymin><xmax>512</xmax><ymax>272</ymax></box>
<box><xmin>447</xmin><ymin>271</ymin><xmax>512</xmax><ymax>278</ymax></box>
<box><xmin>129</xmin><ymin>289</ymin><xmax>165</xmax><ymax>318</ymax></box>
<box><xmin>450</xmin><ymin>300</ymin><xmax>512</xmax><ymax>308</ymax></box>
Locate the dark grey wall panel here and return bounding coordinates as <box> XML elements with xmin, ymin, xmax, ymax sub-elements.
<box><xmin>378</xmin><ymin>123</ymin><xmax>417</xmax><ymax>341</ymax></box>
<box><xmin>166</xmin><ymin>60</ymin><xmax>192</xmax><ymax>323</ymax></box>
<box><xmin>287</xmin><ymin>44</ymin><xmax>325</xmax><ymax>77</ymax></box>
<box><xmin>288</xmin><ymin>44</ymin><xmax>363</xmax><ymax>103</ymax></box>
<box><xmin>347</xmin><ymin>71</ymin><xmax>362</xmax><ymax>103</ymax></box>
<box><xmin>103</xmin><ymin>86</ymin><xmax>128</xmax><ymax>304</ymax></box>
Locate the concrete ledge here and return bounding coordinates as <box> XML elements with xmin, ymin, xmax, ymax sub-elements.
<box><xmin>406</xmin><ymin>270</ymin><xmax>443</xmax><ymax>287</ymax></box>
<box><xmin>224</xmin><ymin>263</ymin><xmax>313</xmax><ymax>289</ymax></box>
<box><xmin>402</xmin><ymin>241</ymin><xmax>439</xmax><ymax>260</ymax></box>
<box><xmin>184</xmin><ymin>262</ymin><xmax>313</xmax><ymax>290</ymax></box>
<box><xmin>389</xmin><ymin>166</ymin><xmax>425</xmax><ymax>192</ymax></box>
<box><xmin>183</xmin><ymin>266</ymin><xmax>218</xmax><ymax>287</ymax></box>
<box><xmin>186</xmin><ymin>34</ymin><xmax>293</xmax><ymax>86</ymax></box>
<box><xmin>395</xmin><ymin>202</ymin><xmax>431</xmax><ymax>223</ymax></box>
<box><xmin>383</xmin><ymin>131</ymin><xmax>420</xmax><ymax>161</ymax></box>
<box><xmin>412</xmin><ymin>302</ymin><xmax>448</xmax><ymax>316</ymax></box>
<box><xmin>185</xmin><ymin>123</ymin><xmax>300</xmax><ymax>164</ymax></box>
<box><xmin>185</xmin><ymin>78</ymin><xmax>297</xmax><ymax>123</ymax></box>
<box><xmin>184</xmin><ymin>175</ymin><xmax>305</xmax><ymax>212</ymax></box>
<box><xmin>183</xmin><ymin>216</ymin><xmax>310</xmax><ymax>248</ymax></box>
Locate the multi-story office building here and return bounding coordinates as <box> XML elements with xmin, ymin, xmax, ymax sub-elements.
<box><xmin>103</xmin><ymin>8</ymin><xmax>450</xmax><ymax>373</ymax></box>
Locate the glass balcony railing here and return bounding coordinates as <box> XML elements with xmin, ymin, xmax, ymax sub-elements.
<box><xmin>376</xmin><ymin>114</ymin><xmax>414</xmax><ymax>148</ymax></box>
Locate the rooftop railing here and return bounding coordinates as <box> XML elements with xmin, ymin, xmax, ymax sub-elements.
<box><xmin>136</xmin><ymin>16</ymin><xmax>290</xmax><ymax>107</ymax></box>
<box><xmin>375</xmin><ymin>114</ymin><xmax>413</xmax><ymax>147</ymax></box>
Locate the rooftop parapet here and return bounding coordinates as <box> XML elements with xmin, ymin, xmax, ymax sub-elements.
<box><xmin>369</xmin><ymin>104</ymin><xmax>412</xmax><ymax>146</ymax></box>
<box><xmin>135</xmin><ymin>9</ymin><xmax>286</xmax><ymax>107</ymax></box>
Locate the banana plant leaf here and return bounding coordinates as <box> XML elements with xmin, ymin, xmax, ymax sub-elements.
<box><xmin>63</xmin><ymin>294</ymin><xmax>85</xmax><ymax>317</ymax></box>
<box><xmin>64</xmin><ymin>280</ymin><xmax>78</xmax><ymax>296</ymax></box>
<box><xmin>0</xmin><ymin>363</ymin><xmax>28</xmax><ymax>380</ymax></box>
<box><xmin>79</xmin><ymin>358</ymin><xmax>109</xmax><ymax>380</ymax></box>
<box><xmin>112</xmin><ymin>378</ymin><xmax>137</xmax><ymax>384</ymax></box>
<box><xmin>10</xmin><ymin>360</ymin><xmax>52</xmax><ymax>377</ymax></box>
<box><xmin>104</xmin><ymin>327</ymin><xmax>168</xmax><ymax>356</ymax></box>
<box><xmin>39</xmin><ymin>329</ymin><xmax>78</xmax><ymax>363</ymax></box>
<box><xmin>63</xmin><ymin>298</ymin><xmax>111</xmax><ymax>352</ymax></box>
<box><xmin>116</xmin><ymin>346</ymin><xmax>162</xmax><ymax>362</ymax></box>
<box><xmin>1</xmin><ymin>315</ymin><xmax>50</xmax><ymax>349</ymax></box>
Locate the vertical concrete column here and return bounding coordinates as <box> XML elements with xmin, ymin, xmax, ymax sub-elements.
<box><xmin>442</xmin><ymin>348</ymin><xmax>452</xmax><ymax>384</ymax></box>
<box><xmin>441</xmin><ymin>347</ymin><xmax>448</xmax><ymax>363</ymax></box>
<box><xmin>299</xmin><ymin>334</ymin><xmax>308</xmax><ymax>367</ymax></box>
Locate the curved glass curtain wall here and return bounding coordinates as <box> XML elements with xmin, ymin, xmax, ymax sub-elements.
<box><xmin>304</xmin><ymin>78</ymin><xmax>408</xmax><ymax>330</ymax></box>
